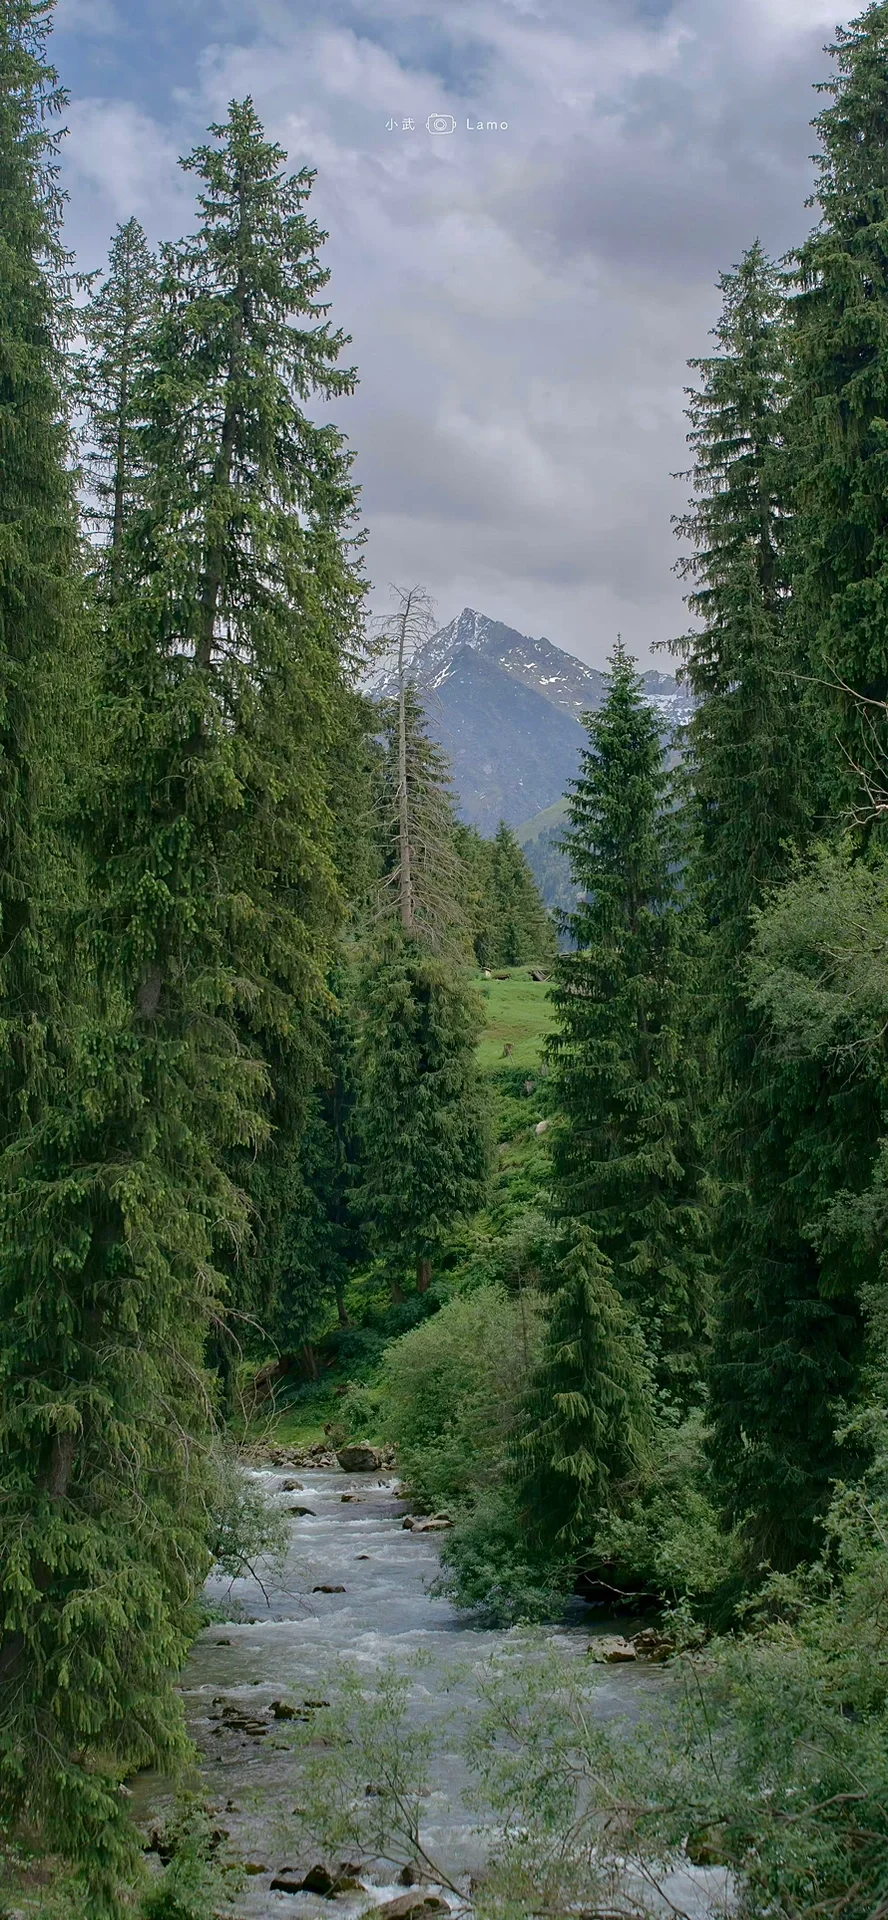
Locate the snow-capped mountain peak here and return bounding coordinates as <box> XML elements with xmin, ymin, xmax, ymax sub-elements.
<box><xmin>362</xmin><ymin>609</ymin><xmax>692</xmax><ymax>833</ymax></box>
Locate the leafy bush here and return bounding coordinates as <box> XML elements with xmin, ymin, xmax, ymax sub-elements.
<box><xmin>140</xmin><ymin>1804</ymin><xmax>240</xmax><ymax>1918</ymax></box>
<box><xmin>587</xmin><ymin>1413</ymin><xmax>743</xmax><ymax>1611</ymax></box>
<box><xmin>377</xmin><ymin>1282</ymin><xmax>543</xmax><ymax>1513</ymax></box>
<box><xmin>336</xmin><ymin>1381</ymin><xmax>384</xmax><ymax>1436</ymax></box>
<box><xmin>437</xmin><ymin>1488</ymin><xmax>570</xmax><ymax>1625</ymax></box>
<box><xmin>206</xmin><ymin>1445</ymin><xmax>288</xmax><ymax>1585</ymax></box>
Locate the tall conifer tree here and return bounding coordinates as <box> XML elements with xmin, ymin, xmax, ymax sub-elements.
<box><xmin>518</xmin><ymin>1232</ymin><xmax>652</xmax><ymax>1559</ymax></box>
<box><xmin>547</xmin><ymin>641</ymin><xmax>709</xmax><ymax>1390</ymax></box>
<box><xmin>704</xmin><ymin>18</ymin><xmax>888</xmax><ymax>1562</ymax></box>
<box><xmin>77</xmin><ymin>215</ymin><xmax>158</xmax><ymax>567</ymax></box>
<box><xmin>793</xmin><ymin>1</ymin><xmax>888</xmax><ymax>814</ymax></box>
<box><xmin>674</xmin><ymin>243</ymin><xmax>810</xmax><ymax>1002</ymax></box>
<box><xmin>0</xmin><ymin>99</ymin><xmax>362</xmax><ymax>1885</ymax></box>
<box><xmin>0</xmin><ymin>0</ymin><xmax>81</xmax><ymax>1136</ymax></box>
<box><xmin>477</xmin><ymin>821</ymin><xmax>555</xmax><ymax>968</ymax></box>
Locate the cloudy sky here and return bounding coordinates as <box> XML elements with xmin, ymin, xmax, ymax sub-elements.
<box><xmin>53</xmin><ymin>0</ymin><xmax>843</xmax><ymax>666</ymax></box>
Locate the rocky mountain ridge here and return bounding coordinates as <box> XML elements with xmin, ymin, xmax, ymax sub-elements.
<box><xmin>366</xmin><ymin>608</ymin><xmax>691</xmax><ymax>835</ymax></box>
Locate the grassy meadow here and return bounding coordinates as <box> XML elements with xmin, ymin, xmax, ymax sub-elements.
<box><xmin>473</xmin><ymin>966</ymin><xmax>555</xmax><ymax>1070</ymax></box>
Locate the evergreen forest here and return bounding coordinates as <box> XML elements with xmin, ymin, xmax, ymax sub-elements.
<box><xmin>8</xmin><ymin>2</ymin><xmax>888</xmax><ymax>1916</ymax></box>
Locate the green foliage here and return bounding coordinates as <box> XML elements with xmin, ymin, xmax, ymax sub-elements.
<box><xmin>548</xmin><ymin>640</ymin><xmax>711</xmax><ymax>1391</ymax></box>
<box><xmin>288</xmin><ymin>1524</ymin><xmax>888</xmax><ymax>1920</ymax></box>
<box><xmin>471</xmin><ymin>821</ymin><xmax>556</xmax><ymax>967</ymax></box>
<box><xmin>140</xmin><ymin>1803</ymin><xmax>240</xmax><ymax>1919</ymax></box>
<box><xmin>673</xmin><ymin>238</ymin><xmax>855</xmax><ymax>1568</ymax></box>
<box><xmin>466</xmin><ymin>1432</ymin><xmax>888</xmax><ymax>1920</ymax></box>
<box><xmin>0</xmin><ymin>95</ymin><xmax>362</xmax><ymax>1889</ymax></box>
<box><xmin>589</xmin><ymin>1413</ymin><xmax>743</xmax><ymax>1609</ymax></box>
<box><xmin>378</xmin><ymin>1283</ymin><xmax>543</xmax><ymax>1512</ymax></box>
<box><xmin>77</xmin><ymin>217</ymin><xmax>159</xmax><ymax>565</ymax></box>
<box><xmin>674</xmin><ymin>242</ymin><xmax>809</xmax><ymax>1003</ymax></box>
<box><xmin>205</xmin><ymin>1445</ymin><xmax>288</xmax><ymax>1585</ymax></box>
<box><xmin>792</xmin><ymin>1</ymin><xmax>888</xmax><ymax>814</ymax></box>
<box><xmin>708</xmin><ymin>843</ymin><xmax>887</xmax><ymax>1564</ymax></box>
<box><xmin>354</xmin><ymin>935</ymin><xmax>492</xmax><ymax>1289</ymax></box>
<box><xmin>0</xmin><ymin>0</ymin><xmax>83</xmax><ymax>1133</ymax></box>
<box><xmin>271</xmin><ymin>972</ymin><xmax>363</xmax><ymax>1351</ymax></box>
<box><xmin>437</xmin><ymin>1487</ymin><xmax>570</xmax><ymax>1626</ymax></box>
<box><xmin>516</xmin><ymin>1231</ymin><xmax>653</xmax><ymax>1557</ymax></box>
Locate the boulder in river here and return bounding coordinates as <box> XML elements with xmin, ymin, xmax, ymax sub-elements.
<box><xmin>398</xmin><ymin>1863</ymin><xmax>426</xmax><ymax>1886</ymax></box>
<box><xmin>271</xmin><ymin>1862</ymin><xmax>366</xmax><ymax>1895</ymax></box>
<box><xmin>377</xmin><ymin>1894</ymin><xmax>450</xmax><ymax>1918</ymax></box>
<box><xmin>589</xmin><ymin>1635</ymin><xmax>637</xmax><ymax>1663</ymax></box>
<box><xmin>632</xmin><ymin>1627</ymin><xmax>674</xmax><ymax>1662</ymax></box>
<box><xmin>336</xmin><ymin>1442</ymin><xmax>380</xmax><ymax>1472</ymax></box>
<box><xmin>286</xmin><ymin>1504</ymin><xmax>315</xmax><ymax>1516</ymax></box>
<box><xmin>402</xmin><ymin>1514</ymin><xmax>452</xmax><ymax>1533</ymax></box>
<box><xmin>312</xmin><ymin>1584</ymin><xmax>346</xmax><ymax>1593</ymax></box>
<box><xmin>279</xmin><ymin>1477</ymin><xmax>303</xmax><ymax>1492</ymax></box>
<box><xmin>270</xmin><ymin>1699</ymin><xmax>306</xmax><ymax>1720</ymax></box>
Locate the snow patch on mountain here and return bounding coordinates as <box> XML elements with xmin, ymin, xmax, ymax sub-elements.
<box><xmin>365</xmin><ymin>608</ymin><xmax>692</xmax><ymax>729</ymax></box>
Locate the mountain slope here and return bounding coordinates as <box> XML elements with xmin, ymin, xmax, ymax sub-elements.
<box><xmin>367</xmin><ymin>609</ymin><xmax>690</xmax><ymax>834</ymax></box>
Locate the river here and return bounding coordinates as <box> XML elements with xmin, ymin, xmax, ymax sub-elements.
<box><xmin>140</xmin><ymin>1463</ymin><xmax>730</xmax><ymax>1919</ymax></box>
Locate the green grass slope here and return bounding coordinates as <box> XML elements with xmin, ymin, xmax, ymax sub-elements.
<box><xmin>474</xmin><ymin>967</ymin><xmax>555</xmax><ymax>1071</ymax></box>
<box><xmin>514</xmin><ymin>796</ymin><xmax>569</xmax><ymax>847</ymax></box>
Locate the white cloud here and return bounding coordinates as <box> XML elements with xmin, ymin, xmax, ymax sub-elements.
<box><xmin>54</xmin><ymin>0</ymin><xmax>120</xmax><ymax>36</ymax></box>
<box><xmin>64</xmin><ymin>98</ymin><xmax>188</xmax><ymax>231</ymax></box>
<box><xmin>57</xmin><ymin>0</ymin><xmax>841</xmax><ymax>663</ymax></box>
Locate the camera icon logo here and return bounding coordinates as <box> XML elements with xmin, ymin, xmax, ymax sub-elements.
<box><xmin>426</xmin><ymin>112</ymin><xmax>456</xmax><ymax>135</ymax></box>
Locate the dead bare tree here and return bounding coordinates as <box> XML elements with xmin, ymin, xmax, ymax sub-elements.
<box><xmin>372</xmin><ymin>584</ymin><xmax>468</xmax><ymax>957</ymax></box>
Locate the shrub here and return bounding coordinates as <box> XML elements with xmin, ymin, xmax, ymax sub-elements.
<box><xmin>377</xmin><ymin>1283</ymin><xmax>543</xmax><ymax>1513</ymax></box>
<box><xmin>437</xmin><ymin>1488</ymin><xmax>570</xmax><ymax>1625</ymax></box>
<box><xmin>586</xmin><ymin>1412</ymin><xmax>743</xmax><ymax>1611</ymax></box>
<box><xmin>206</xmin><ymin>1444</ymin><xmax>288</xmax><ymax>1585</ymax></box>
<box><xmin>140</xmin><ymin>1804</ymin><xmax>240</xmax><ymax>1918</ymax></box>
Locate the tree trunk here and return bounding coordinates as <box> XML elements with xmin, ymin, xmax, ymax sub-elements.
<box><xmin>334</xmin><ymin>1279</ymin><xmax>350</xmax><ymax>1327</ymax></box>
<box><xmin>416</xmin><ymin>1256</ymin><xmax>432</xmax><ymax>1294</ymax></box>
<box><xmin>301</xmin><ymin>1341</ymin><xmax>320</xmax><ymax>1382</ymax></box>
<box><xmin>390</xmin><ymin>1276</ymin><xmax>405</xmax><ymax>1305</ymax></box>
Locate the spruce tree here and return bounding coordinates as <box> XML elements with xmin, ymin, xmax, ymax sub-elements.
<box><xmin>674</xmin><ymin>243</ymin><xmax>810</xmax><ymax>998</ymax></box>
<box><xmin>478</xmin><ymin>821</ymin><xmax>556</xmax><ymax>967</ymax></box>
<box><xmin>792</xmin><ymin>1</ymin><xmax>888</xmax><ymax>812</ymax></box>
<box><xmin>0</xmin><ymin>0</ymin><xmax>82</xmax><ymax>1138</ymax></box>
<box><xmin>354</xmin><ymin>935</ymin><xmax>491</xmax><ymax>1294</ymax></box>
<box><xmin>682</xmin><ymin>210</ymin><xmax>888</xmax><ymax>1566</ymax></box>
<box><xmin>680</xmin><ymin>232</ymin><xmax>877</xmax><ymax>1567</ymax></box>
<box><xmin>547</xmin><ymin>641</ymin><xmax>710</xmax><ymax>1390</ymax></box>
<box><xmin>77</xmin><ymin>215</ymin><xmax>158</xmax><ymax>567</ymax></box>
<box><xmin>0</xmin><ymin>99</ymin><xmax>362</xmax><ymax>1886</ymax></box>
<box><xmin>518</xmin><ymin>1232</ymin><xmax>652</xmax><ymax>1559</ymax></box>
<box><xmin>274</xmin><ymin>973</ymin><xmax>363</xmax><ymax>1352</ymax></box>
